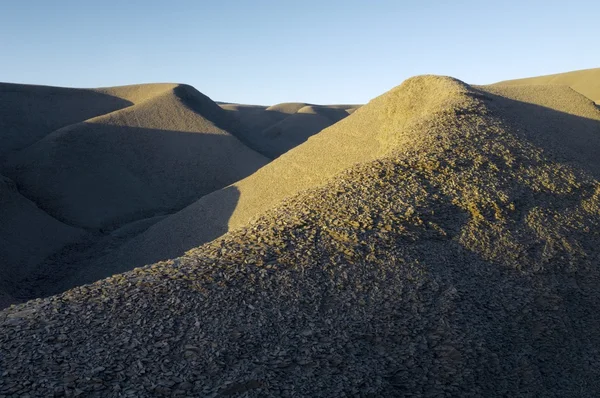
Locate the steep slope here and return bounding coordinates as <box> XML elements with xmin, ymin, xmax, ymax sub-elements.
<box><xmin>0</xmin><ymin>174</ymin><xmax>84</xmax><ymax>304</ymax></box>
<box><xmin>3</xmin><ymin>84</ymin><xmax>268</xmax><ymax>229</ymax></box>
<box><xmin>219</xmin><ymin>102</ymin><xmax>359</xmax><ymax>158</ymax></box>
<box><xmin>3</xmin><ymin>76</ymin><xmax>600</xmax><ymax>396</ymax></box>
<box><xmin>495</xmin><ymin>67</ymin><xmax>600</xmax><ymax>104</ymax></box>
<box><xmin>0</xmin><ymin>83</ymin><xmax>133</xmax><ymax>157</ymax></box>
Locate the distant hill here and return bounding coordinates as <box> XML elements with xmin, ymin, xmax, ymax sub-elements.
<box><xmin>495</xmin><ymin>67</ymin><xmax>600</xmax><ymax>104</ymax></box>
<box><xmin>3</xmin><ymin>75</ymin><xmax>600</xmax><ymax>396</ymax></box>
<box><xmin>219</xmin><ymin>101</ymin><xmax>360</xmax><ymax>157</ymax></box>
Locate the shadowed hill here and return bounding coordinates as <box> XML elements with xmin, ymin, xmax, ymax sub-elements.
<box><xmin>0</xmin><ymin>82</ymin><xmax>356</xmax><ymax>304</ymax></box>
<box><xmin>0</xmin><ymin>174</ymin><xmax>84</xmax><ymax>305</ymax></box>
<box><xmin>0</xmin><ymin>83</ymin><xmax>133</xmax><ymax>157</ymax></box>
<box><xmin>3</xmin><ymin>76</ymin><xmax>600</xmax><ymax>396</ymax></box>
<box><xmin>2</xmin><ymin>84</ymin><xmax>268</xmax><ymax>229</ymax></box>
<box><xmin>495</xmin><ymin>67</ymin><xmax>600</xmax><ymax>104</ymax></box>
<box><xmin>259</xmin><ymin>105</ymin><xmax>351</xmax><ymax>157</ymax></box>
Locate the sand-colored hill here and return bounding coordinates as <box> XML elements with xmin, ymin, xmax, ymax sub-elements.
<box><xmin>3</xmin><ymin>76</ymin><xmax>600</xmax><ymax>396</ymax></box>
<box><xmin>0</xmin><ymin>174</ymin><xmax>84</xmax><ymax>304</ymax></box>
<box><xmin>96</xmin><ymin>77</ymin><xmax>493</xmax><ymax>271</ymax></box>
<box><xmin>495</xmin><ymin>67</ymin><xmax>600</xmax><ymax>104</ymax></box>
<box><xmin>2</xmin><ymin>84</ymin><xmax>268</xmax><ymax>229</ymax></box>
<box><xmin>219</xmin><ymin>102</ymin><xmax>359</xmax><ymax>158</ymax></box>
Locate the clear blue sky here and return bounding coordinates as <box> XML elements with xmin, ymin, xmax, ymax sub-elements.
<box><xmin>1</xmin><ymin>0</ymin><xmax>598</xmax><ymax>105</ymax></box>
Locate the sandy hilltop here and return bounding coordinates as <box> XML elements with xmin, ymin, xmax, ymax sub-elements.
<box><xmin>1</xmin><ymin>68</ymin><xmax>600</xmax><ymax>396</ymax></box>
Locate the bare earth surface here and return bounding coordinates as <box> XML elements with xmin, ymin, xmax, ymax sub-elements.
<box><xmin>0</xmin><ymin>83</ymin><xmax>356</xmax><ymax>306</ymax></box>
<box><xmin>2</xmin><ymin>74</ymin><xmax>600</xmax><ymax>396</ymax></box>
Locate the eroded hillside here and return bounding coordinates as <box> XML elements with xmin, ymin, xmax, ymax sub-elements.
<box><xmin>2</xmin><ymin>75</ymin><xmax>600</xmax><ymax>396</ymax></box>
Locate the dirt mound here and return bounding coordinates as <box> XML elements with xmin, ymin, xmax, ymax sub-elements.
<box><xmin>2</xmin><ymin>76</ymin><xmax>600</xmax><ymax>396</ymax></box>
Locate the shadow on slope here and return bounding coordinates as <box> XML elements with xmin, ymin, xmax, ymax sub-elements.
<box><xmin>219</xmin><ymin>102</ymin><xmax>358</xmax><ymax>158</ymax></box>
<box><xmin>3</xmin><ymin>124</ymin><xmax>266</xmax><ymax>230</ymax></box>
<box><xmin>7</xmin><ymin>185</ymin><xmax>241</xmax><ymax>304</ymax></box>
<box><xmin>0</xmin><ymin>174</ymin><xmax>85</xmax><ymax>307</ymax></box>
<box><xmin>0</xmin><ymin>83</ymin><xmax>133</xmax><ymax>157</ymax></box>
<box><xmin>477</xmin><ymin>86</ymin><xmax>600</xmax><ymax>177</ymax></box>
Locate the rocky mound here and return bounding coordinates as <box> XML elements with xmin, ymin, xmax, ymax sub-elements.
<box><xmin>91</xmin><ymin>77</ymin><xmax>481</xmax><ymax>276</ymax></box>
<box><xmin>2</xmin><ymin>76</ymin><xmax>600</xmax><ymax>396</ymax></box>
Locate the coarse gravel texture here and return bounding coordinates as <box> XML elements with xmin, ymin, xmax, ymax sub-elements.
<box><xmin>2</xmin><ymin>75</ymin><xmax>600</xmax><ymax>397</ymax></box>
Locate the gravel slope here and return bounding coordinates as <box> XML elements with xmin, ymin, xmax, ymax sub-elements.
<box><xmin>2</xmin><ymin>76</ymin><xmax>600</xmax><ymax>396</ymax></box>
